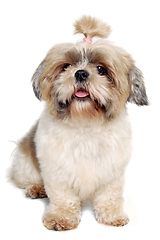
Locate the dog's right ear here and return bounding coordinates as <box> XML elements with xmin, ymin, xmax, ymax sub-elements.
<box><xmin>31</xmin><ymin>60</ymin><xmax>46</xmax><ymax>100</ymax></box>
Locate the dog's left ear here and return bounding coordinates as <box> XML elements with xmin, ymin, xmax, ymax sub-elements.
<box><xmin>31</xmin><ymin>60</ymin><xmax>46</xmax><ymax>100</ymax></box>
<box><xmin>128</xmin><ymin>66</ymin><xmax>149</xmax><ymax>106</ymax></box>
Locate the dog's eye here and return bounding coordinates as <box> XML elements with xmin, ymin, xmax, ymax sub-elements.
<box><xmin>62</xmin><ymin>63</ymin><xmax>72</xmax><ymax>71</ymax></box>
<box><xmin>97</xmin><ymin>65</ymin><xmax>115</xmax><ymax>85</ymax></box>
<box><xmin>97</xmin><ymin>66</ymin><xmax>108</xmax><ymax>76</ymax></box>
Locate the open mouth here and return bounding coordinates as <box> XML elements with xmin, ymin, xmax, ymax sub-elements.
<box><xmin>74</xmin><ymin>90</ymin><xmax>90</xmax><ymax>100</ymax></box>
<box><xmin>58</xmin><ymin>90</ymin><xmax>90</xmax><ymax>109</ymax></box>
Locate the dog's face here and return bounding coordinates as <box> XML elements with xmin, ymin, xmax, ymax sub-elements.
<box><xmin>32</xmin><ymin>40</ymin><xmax>148</xmax><ymax>124</ymax></box>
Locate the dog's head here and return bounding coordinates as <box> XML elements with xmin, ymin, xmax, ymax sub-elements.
<box><xmin>32</xmin><ymin>16</ymin><xmax>148</xmax><ymax>124</ymax></box>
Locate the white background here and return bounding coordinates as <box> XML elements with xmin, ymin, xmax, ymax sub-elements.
<box><xmin>1</xmin><ymin>0</ymin><xmax>160</xmax><ymax>239</ymax></box>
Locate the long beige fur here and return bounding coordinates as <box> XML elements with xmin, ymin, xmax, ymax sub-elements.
<box><xmin>10</xmin><ymin>16</ymin><xmax>148</xmax><ymax>231</ymax></box>
<box><xmin>74</xmin><ymin>15</ymin><xmax>111</xmax><ymax>39</ymax></box>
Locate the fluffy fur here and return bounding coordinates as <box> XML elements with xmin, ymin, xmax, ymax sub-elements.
<box><xmin>11</xmin><ymin>16</ymin><xmax>148</xmax><ymax>231</ymax></box>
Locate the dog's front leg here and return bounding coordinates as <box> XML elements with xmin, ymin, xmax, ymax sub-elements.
<box><xmin>92</xmin><ymin>177</ymin><xmax>129</xmax><ymax>227</ymax></box>
<box><xmin>42</xmin><ymin>184</ymin><xmax>81</xmax><ymax>231</ymax></box>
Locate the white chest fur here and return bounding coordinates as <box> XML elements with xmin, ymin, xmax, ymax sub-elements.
<box><xmin>35</xmin><ymin>107</ymin><xmax>132</xmax><ymax>199</ymax></box>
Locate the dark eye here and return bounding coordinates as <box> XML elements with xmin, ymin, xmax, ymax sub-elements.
<box><xmin>97</xmin><ymin>65</ymin><xmax>108</xmax><ymax>75</ymax></box>
<box><xmin>97</xmin><ymin>65</ymin><xmax>115</xmax><ymax>85</ymax></box>
<box><xmin>62</xmin><ymin>63</ymin><xmax>72</xmax><ymax>71</ymax></box>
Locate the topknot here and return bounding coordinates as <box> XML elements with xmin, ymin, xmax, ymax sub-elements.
<box><xmin>74</xmin><ymin>15</ymin><xmax>111</xmax><ymax>40</ymax></box>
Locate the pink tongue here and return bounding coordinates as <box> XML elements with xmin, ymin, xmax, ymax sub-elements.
<box><xmin>75</xmin><ymin>90</ymin><xmax>89</xmax><ymax>98</ymax></box>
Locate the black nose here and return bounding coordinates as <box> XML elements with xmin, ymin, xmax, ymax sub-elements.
<box><xmin>75</xmin><ymin>70</ymin><xmax>89</xmax><ymax>82</ymax></box>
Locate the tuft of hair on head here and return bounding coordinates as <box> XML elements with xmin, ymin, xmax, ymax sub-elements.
<box><xmin>74</xmin><ymin>15</ymin><xmax>111</xmax><ymax>40</ymax></box>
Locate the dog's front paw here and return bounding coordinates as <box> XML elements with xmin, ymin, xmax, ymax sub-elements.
<box><xmin>43</xmin><ymin>212</ymin><xmax>80</xmax><ymax>231</ymax></box>
<box><xmin>97</xmin><ymin>213</ymin><xmax>129</xmax><ymax>227</ymax></box>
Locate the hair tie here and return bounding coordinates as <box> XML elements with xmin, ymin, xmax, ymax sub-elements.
<box><xmin>83</xmin><ymin>37</ymin><xmax>92</xmax><ymax>44</ymax></box>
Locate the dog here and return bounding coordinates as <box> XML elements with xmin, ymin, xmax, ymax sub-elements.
<box><xmin>11</xmin><ymin>16</ymin><xmax>148</xmax><ymax>231</ymax></box>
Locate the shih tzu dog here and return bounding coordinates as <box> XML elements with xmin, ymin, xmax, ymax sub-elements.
<box><xmin>11</xmin><ymin>16</ymin><xmax>148</xmax><ymax>230</ymax></box>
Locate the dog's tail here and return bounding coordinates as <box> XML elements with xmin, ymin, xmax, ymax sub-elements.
<box><xmin>74</xmin><ymin>15</ymin><xmax>111</xmax><ymax>41</ymax></box>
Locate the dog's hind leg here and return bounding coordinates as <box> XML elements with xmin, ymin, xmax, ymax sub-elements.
<box><xmin>10</xmin><ymin>122</ymin><xmax>47</xmax><ymax>198</ymax></box>
<box><xmin>25</xmin><ymin>184</ymin><xmax>47</xmax><ymax>199</ymax></box>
